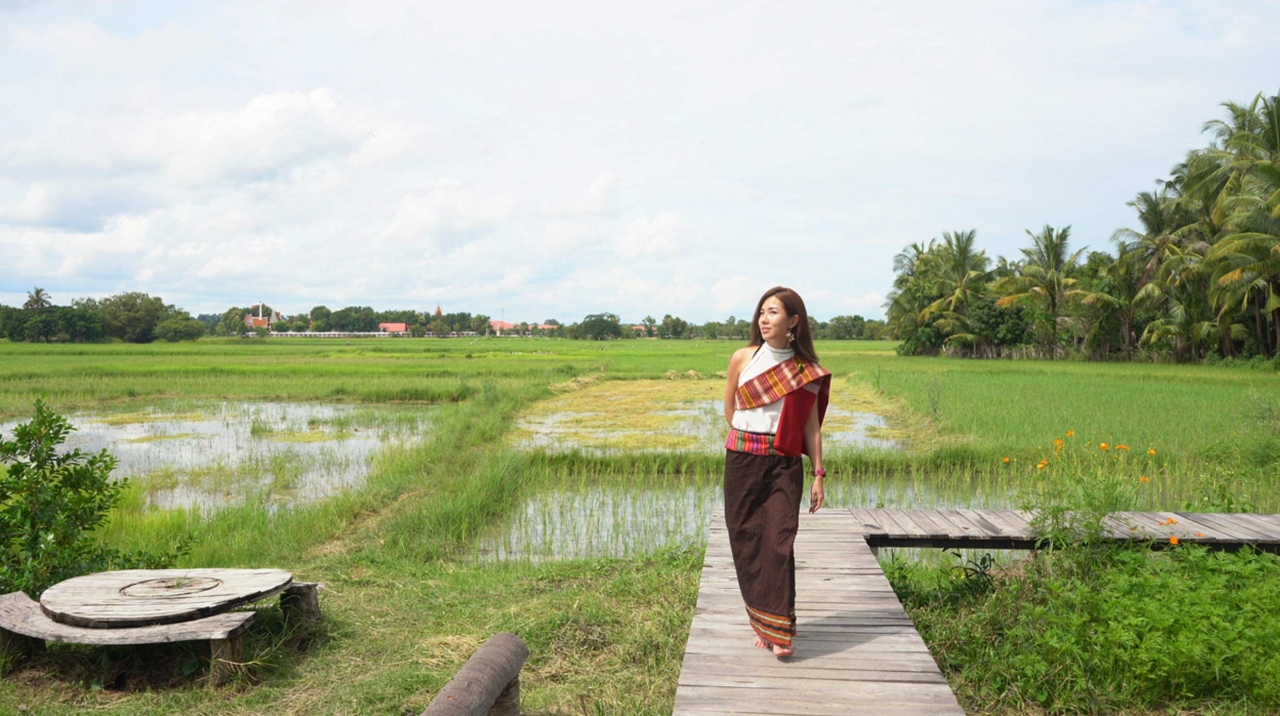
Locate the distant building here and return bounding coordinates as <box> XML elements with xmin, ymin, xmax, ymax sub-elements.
<box><xmin>490</xmin><ymin>320</ymin><xmax>559</xmax><ymax>336</ymax></box>
<box><xmin>244</xmin><ymin>303</ymin><xmax>282</xmax><ymax>330</ymax></box>
<box><xmin>379</xmin><ymin>323</ymin><xmax>408</xmax><ymax>334</ymax></box>
<box><xmin>434</xmin><ymin>304</ymin><xmax>443</xmax><ymax>317</ymax></box>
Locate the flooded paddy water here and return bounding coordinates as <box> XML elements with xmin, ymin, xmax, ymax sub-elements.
<box><xmin>0</xmin><ymin>401</ymin><xmax>431</xmax><ymax>512</ymax></box>
<box><xmin>510</xmin><ymin>378</ymin><xmax>899</xmax><ymax>454</ymax></box>
<box><xmin>478</xmin><ymin>376</ymin><xmax>984</xmax><ymax>561</ymax></box>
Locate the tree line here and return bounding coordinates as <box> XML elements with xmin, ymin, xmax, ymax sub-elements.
<box><xmin>886</xmin><ymin>90</ymin><xmax>1280</xmax><ymax>363</ymax></box>
<box><xmin>1</xmin><ymin>292</ymin><xmax>886</xmax><ymax>344</ymax></box>
<box><xmin>218</xmin><ymin>305</ymin><xmax>497</xmax><ymax>337</ymax></box>
<box><xmin>558</xmin><ymin>313</ymin><xmax>885</xmax><ymax>341</ymax></box>
<box><xmin>0</xmin><ymin>289</ymin><xmax>204</xmax><ymax>343</ymax></box>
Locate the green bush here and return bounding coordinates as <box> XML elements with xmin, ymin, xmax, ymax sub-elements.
<box><xmin>153</xmin><ymin>315</ymin><xmax>206</xmax><ymax>342</ymax></box>
<box><xmin>0</xmin><ymin>399</ymin><xmax>185</xmax><ymax>596</ymax></box>
<box><xmin>885</xmin><ymin>454</ymin><xmax>1280</xmax><ymax>714</ymax></box>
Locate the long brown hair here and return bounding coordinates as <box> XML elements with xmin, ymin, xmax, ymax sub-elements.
<box><xmin>748</xmin><ymin>286</ymin><xmax>819</xmax><ymax>365</ymax></box>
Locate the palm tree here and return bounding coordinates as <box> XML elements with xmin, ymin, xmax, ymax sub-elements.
<box><xmin>1202</xmin><ymin>90</ymin><xmax>1280</xmax><ymax>355</ymax></box>
<box><xmin>919</xmin><ymin>230</ymin><xmax>991</xmax><ymax>323</ymax></box>
<box><xmin>1112</xmin><ymin>189</ymin><xmax>1184</xmax><ymax>283</ymax></box>
<box><xmin>23</xmin><ymin>287</ymin><xmax>51</xmax><ymax>311</ymax></box>
<box><xmin>1210</xmin><ymin>204</ymin><xmax>1280</xmax><ymax>356</ymax></box>
<box><xmin>885</xmin><ymin>241</ymin><xmax>937</xmax><ymax>340</ymax></box>
<box><xmin>993</xmin><ymin>225</ymin><xmax>1086</xmax><ymax>355</ymax></box>
<box><xmin>1071</xmin><ymin>242</ymin><xmax>1161</xmax><ymax>357</ymax></box>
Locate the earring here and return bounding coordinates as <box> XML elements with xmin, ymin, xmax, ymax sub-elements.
<box><xmin>788</xmin><ymin>330</ymin><xmax>795</xmax><ymax>344</ymax></box>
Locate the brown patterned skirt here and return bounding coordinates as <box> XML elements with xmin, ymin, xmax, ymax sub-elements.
<box><xmin>723</xmin><ymin>448</ymin><xmax>804</xmax><ymax>647</ymax></box>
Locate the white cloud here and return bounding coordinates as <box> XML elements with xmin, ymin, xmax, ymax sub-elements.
<box><xmin>711</xmin><ymin>275</ymin><xmax>760</xmax><ymax>317</ymax></box>
<box><xmin>615</xmin><ymin>212</ymin><xmax>682</xmax><ymax>259</ymax></box>
<box><xmin>550</xmin><ymin>172</ymin><xmax>618</xmax><ymax>217</ymax></box>
<box><xmin>1</xmin><ymin>1</ymin><xmax>1278</xmax><ymax>322</ymax></box>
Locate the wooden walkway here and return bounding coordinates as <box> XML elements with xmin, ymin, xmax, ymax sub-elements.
<box><xmin>675</xmin><ymin>507</ymin><xmax>1280</xmax><ymax>715</ymax></box>
<box><xmin>849</xmin><ymin>508</ymin><xmax>1280</xmax><ymax>552</ymax></box>
<box><xmin>674</xmin><ymin>509</ymin><xmax>965</xmax><ymax>715</ymax></box>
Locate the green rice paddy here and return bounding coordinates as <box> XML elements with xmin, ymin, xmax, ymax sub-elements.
<box><xmin>1</xmin><ymin>337</ymin><xmax>1278</xmax><ymax>714</ymax></box>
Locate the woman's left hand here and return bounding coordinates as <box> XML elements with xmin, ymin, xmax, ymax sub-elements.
<box><xmin>809</xmin><ymin>478</ymin><xmax>825</xmax><ymax>513</ymax></box>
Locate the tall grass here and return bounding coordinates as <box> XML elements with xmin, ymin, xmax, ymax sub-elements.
<box><xmin>3</xmin><ymin>338</ymin><xmax>1279</xmax><ymax>714</ymax></box>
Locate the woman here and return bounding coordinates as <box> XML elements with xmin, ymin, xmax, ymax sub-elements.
<box><xmin>722</xmin><ymin>286</ymin><xmax>831</xmax><ymax>658</ymax></box>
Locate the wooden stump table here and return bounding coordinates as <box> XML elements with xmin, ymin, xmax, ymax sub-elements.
<box><xmin>1</xmin><ymin>569</ymin><xmax>322</xmax><ymax>685</ymax></box>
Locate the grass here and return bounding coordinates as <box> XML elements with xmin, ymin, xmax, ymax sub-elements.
<box><xmin>2</xmin><ymin>337</ymin><xmax>1279</xmax><ymax>713</ymax></box>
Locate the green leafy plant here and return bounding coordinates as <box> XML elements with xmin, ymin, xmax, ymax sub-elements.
<box><xmin>0</xmin><ymin>399</ymin><xmax>187</xmax><ymax>597</ymax></box>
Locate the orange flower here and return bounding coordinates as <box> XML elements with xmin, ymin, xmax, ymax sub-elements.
<box><xmin>1139</xmin><ymin>476</ymin><xmax>1150</xmax><ymax>483</ymax></box>
<box><xmin>1066</xmin><ymin>430</ymin><xmax>1075</xmax><ymax>437</ymax></box>
<box><xmin>1003</xmin><ymin>456</ymin><xmax>1011</xmax><ymax>464</ymax></box>
<box><xmin>1148</xmin><ymin>448</ymin><xmax>1157</xmax><ymax>456</ymax></box>
<box><xmin>1053</xmin><ymin>439</ymin><xmax>1064</xmax><ymax>447</ymax></box>
<box><xmin>1169</xmin><ymin>536</ymin><xmax>1179</xmax><ymax>545</ymax></box>
<box><xmin>1194</xmin><ymin>532</ymin><xmax>1206</xmax><ymax>538</ymax></box>
<box><xmin>1115</xmin><ymin>444</ymin><xmax>1130</xmax><ymax>451</ymax></box>
<box><xmin>1159</xmin><ymin>517</ymin><xmax>1179</xmax><ymax>526</ymax></box>
<box><xmin>1099</xmin><ymin>442</ymin><xmax>1110</xmax><ymax>451</ymax></box>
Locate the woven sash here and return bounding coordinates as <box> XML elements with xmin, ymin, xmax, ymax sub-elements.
<box><xmin>735</xmin><ymin>357</ymin><xmax>832</xmax><ymax>411</ymax></box>
<box><xmin>728</xmin><ymin>357</ymin><xmax>832</xmax><ymax>458</ymax></box>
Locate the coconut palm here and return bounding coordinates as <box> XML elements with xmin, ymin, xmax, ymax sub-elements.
<box><xmin>1112</xmin><ymin>189</ymin><xmax>1184</xmax><ymax>283</ymax></box>
<box><xmin>919</xmin><ymin>230</ymin><xmax>991</xmax><ymax>323</ymax></box>
<box><xmin>1070</xmin><ymin>242</ymin><xmax>1161</xmax><ymax>356</ymax></box>
<box><xmin>885</xmin><ymin>241</ymin><xmax>937</xmax><ymax>340</ymax></box>
<box><xmin>23</xmin><ymin>288</ymin><xmax>51</xmax><ymax>311</ymax></box>
<box><xmin>1203</xmin><ymin>91</ymin><xmax>1280</xmax><ymax>355</ymax></box>
<box><xmin>993</xmin><ymin>225</ymin><xmax>1086</xmax><ymax>355</ymax></box>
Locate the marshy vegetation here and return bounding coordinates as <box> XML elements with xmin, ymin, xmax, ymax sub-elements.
<box><xmin>1</xmin><ymin>337</ymin><xmax>1279</xmax><ymax>714</ymax></box>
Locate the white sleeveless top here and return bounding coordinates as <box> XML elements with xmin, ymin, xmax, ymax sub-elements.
<box><xmin>731</xmin><ymin>343</ymin><xmax>794</xmax><ymax>435</ymax></box>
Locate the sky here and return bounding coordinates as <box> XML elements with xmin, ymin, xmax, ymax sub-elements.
<box><xmin>2</xmin><ymin>1</ymin><xmax>1278</xmax><ymax>324</ymax></box>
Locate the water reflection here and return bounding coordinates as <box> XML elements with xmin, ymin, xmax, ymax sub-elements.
<box><xmin>515</xmin><ymin>400</ymin><xmax>898</xmax><ymax>454</ymax></box>
<box><xmin>0</xmin><ymin>402</ymin><xmax>431</xmax><ymax>512</ymax></box>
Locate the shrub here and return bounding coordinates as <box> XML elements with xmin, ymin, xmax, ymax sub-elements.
<box><xmin>0</xmin><ymin>399</ymin><xmax>186</xmax><ymax>596</ymax></box>
<box><xmin>153</xmin><ymin>315</ymin><xmax>206</xmax><ymax>342</ymax></box>
<box><xmin>886</xmin><ymin>443</ymin><xmax>1280</xmax><ymax>713</ymax></box>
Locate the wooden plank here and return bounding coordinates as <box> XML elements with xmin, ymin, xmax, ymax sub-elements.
<box><xmin>676</xmin><ymin>511</ymin><xmax>964</xmax><ymax>716</ymax></box>
<box><xmin>993</xmin><ymin>509</ymin><xmax>1033</xmax><ymax>536</ymax></box>
<box><xmin>40</xmin><ymin>568</ymin><xmax>292</xmax><ymax>629</ymax></box>
<box><xmin>967</xmin><ymin>510</ymin><xmax>1020</xmax><ymax>538</ymax></box>
<box><xmin>1163</xmin><ymin>514</ymin><xmax>1236</xmax><ymax>543</ymax></box>
<box><xmin>939</xmin><ymin>510</ymin><xmax>997</xmax><ymax>540</ymax></box>
<box><xmin>847</xmin><ymin>508</ymin><xmax>889</xmax><ymax>538</ymax></box>
<box><xmin>674</xmin><ymin>684</ymin><xmax>965</xmax><ymax>715</ymax></box>
<box><xmin>680</xmin><ymin>651</ymin><xmax>945</xmax><ymax>675</ymax></box>
<box><xmin>1239</xmin><ymin>513</ymin><xmax>1280</xmax><ymax>531</ymax></box>
<box><xmin>0</xmin><ymin>592</ymin><xmax>254</xmax><ymax>646</ymax></box>
<box><xmin>1221</xmin><ymin>513</ymin><xmax>1280</xmax><ymax>542</ymax></box>
<box><xmin>956</xmin><ymin>510</ymin><xmax>1008</xmax><ymax>539</ymax></box>
<box><xmin>924</xmin><ymin>510</ymin><xmax>979</xmax><ymax>541</ymax></box>
<box><xmin>866</xmin><ymin>510</ymin><xmax>914</xmax><ymax>539</ymax></box>
<box><xmin>880</xmin><ymin>510</ymin><xmax>931</xmax><ymax>539</ymax></box>
<box><xmin>901</xmin><ymin>510</ymin><xmax>951</xmax><ymax>539</ymax></box>
<box><xmin>1117</xmin><ymin>511</ymin><xmax>1174</xmax><ymax>537</ymax></box>
<box><xmin>1178</xmin><ymin>512</ymin><xmax>1273</xmax><ymax>541</ymax></box>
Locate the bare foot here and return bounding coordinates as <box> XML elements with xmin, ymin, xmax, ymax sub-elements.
<box><xmin>753</xmin><ymin>636</ymin><xmax>794</xmax><ymax>657</ymax></box>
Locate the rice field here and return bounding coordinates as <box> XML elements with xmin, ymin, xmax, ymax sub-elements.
<box><xmin>1</xmin><ymin>337</ymin><xmax>1278</xmax><ymax>714</ymax></box>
